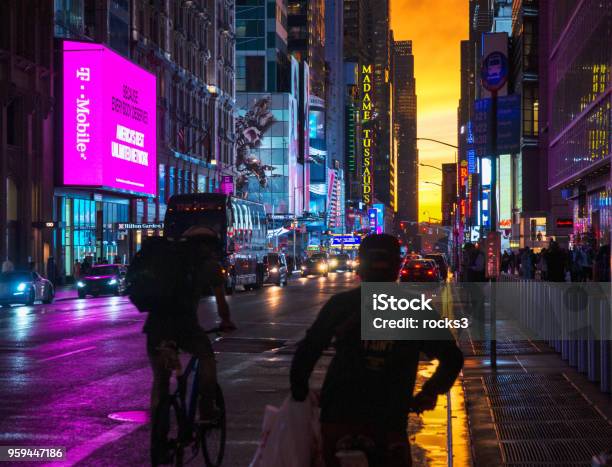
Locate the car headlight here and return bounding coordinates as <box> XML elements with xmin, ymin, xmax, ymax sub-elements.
<box><xmin>270</xmin><ymin>267</ymin><xmax>278</xmax><ymax>273</ymax></box>
<box><xmin>108</xmin><ymin>278</ymin><xmax>118</xmax><ymax>285</ymax></box>
<box><xmin>329</xmin><ymin>260</ymin><xmax>338</xmax><ymax>267</ymax></box>
<box><xmin>317</xmin><ymin>263</ymin><xmax>327</xmax><ymax>272</ymax></box>
<box><xmin>16</xmin><ymin>282</ymin><xmax>27</xmax><ymax>292</ymax></box>
<box><xmin>77</xmin><ymin>281</ymin><xmax>85</xmax><ymax>288</ymax></box>
<box><xmin>301</xmin><ymin>265</ymin><xmax>306</xmax><ymax>270</ymax></box>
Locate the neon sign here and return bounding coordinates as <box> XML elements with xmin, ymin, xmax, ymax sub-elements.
<box><xmin>63</xmin><ymin>41</ymin><xmax>157</xmax><ymax>196</ymax></box>
<box><xmin>361</xmin><ymin>64</ymin><xmax>373</xmax><ymax>205</ymax></box>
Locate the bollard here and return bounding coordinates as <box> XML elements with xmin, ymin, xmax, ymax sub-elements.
<box><xmin>601</xmin><ymin>301</ymin><xmax>611</xmax><ymax>393</ymax></box>
<box><xmin>563</xmin><ymin>287</ymin><xmax>571</xmax><ymax>359</ymax></box>
<box><xmin>588</xmin><ymin>300</ymin><xmax>601</xmax><ymax>382</ymax></box>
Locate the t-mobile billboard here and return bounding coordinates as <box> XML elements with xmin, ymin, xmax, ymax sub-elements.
<box><xmin>63</xmin><ymin>41</ymin><xmax>157</xmax><ymax>196</ymax></box>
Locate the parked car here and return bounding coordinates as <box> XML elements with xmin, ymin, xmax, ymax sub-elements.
<box><xmin>77</xmin><ymin>264</ymin><xmax>127</xmax><ymax>298</ymax></box>
<box><xmin>328</xmin><ymin>253</ymin><xmax>354</xmax><ymax>272</ymax></box>
<box><xmin>399</xmin><ymin>259</ymin><xmax>440</xmax><ymax>282</ymax></box>
<box><xmin>0</xmin><ymin>271</ymin><xmax>54</xmax><ymax>306</ymax></box>
<box><xmin>424</xmin><ymin>253</ymin><xmax>449</xmax><ymax>280</ymax></box>
<box><xmin>301</xmin><ymin>253</ymin><xmax>329</xmax><ymax>277</ymax></box>
<box><xmin>264</xmin><ymin>253</ymin><xmax>289</xmax><ymax>286</ymax></box>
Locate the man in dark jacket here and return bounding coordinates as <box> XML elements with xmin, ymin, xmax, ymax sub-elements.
<box><xmin>290</xmin><ymin>234</ymin><xmax>464</xmax><ymax>466</ymax></box>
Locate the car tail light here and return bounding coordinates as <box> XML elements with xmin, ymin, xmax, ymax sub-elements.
<box><xmin>401</xmin><ymin>269</ymin><xmax>408</xmax><ymax>276</ymax></box>
<box><xmin>427</xmin><ymin>270</ymin><xmax>434</xmax><ymax>276</ymax></box>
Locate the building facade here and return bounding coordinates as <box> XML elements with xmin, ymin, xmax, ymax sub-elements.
<box><xmin>324</xmin><ymin>0</ymin><xmax>345</xmax><ymax>232</ymax></box>
<box><xmin>442</xmin><ymin>163</ymin><xmax>458</xmax><ymax>226</ymax></box>
<box><xmin>365</xmin><ymin>0</ymin><xmax>392</xmax><ymax>208</ymax></box>
<box><xmin>545</xmin><ymin>0</ymin><xmax>612</xmax><ymax>245</ymax></box>
<box><xmin>392</xmin><ymin>40</ymin><xmax>418</xmax><ymax>225</ymax></box>
<box><xmin>287</xmin><ymin>0</ymin><xmax>325</xmax><ymax>100</ymax></box>
<box><xmin>0</xmin><ymin>0</ymin><xmax>55</xmax><ymax>274</ymax></box>
<box><xmin>51</xmin><ymin>0</ymin><xmax>235</xmax><ymax>278</ymax></box>
<box><xmin>236</xmin><ymin>0</ymin><xmax>290</xmax><ymax>93</ymax></box>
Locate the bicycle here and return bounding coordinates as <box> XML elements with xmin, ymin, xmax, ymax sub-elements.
<box><xmin>151</xmin><ymin>328</ymin><xmax>226</xmax><ymax>467</ymax></box>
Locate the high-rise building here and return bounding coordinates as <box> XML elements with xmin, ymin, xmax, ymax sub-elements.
<box><xmin>0</xmin><ymin>0</ymin><xmax>55</xmax><ymax>273</ymax></box>
<box><xmin>343</xmin><ymin>0</ymin><xmax>369</xmax><ymax>227</ymax></box>
<box><xmin>287</xmin><ymin>0</ymin><xmax>325</xmax><ymax>99</ymax></box>
<box><xmin>510</xmin><ymin>0</ymin><xmax>555</xmax><ymax>248</ymax></box>
<box><xmin>442</xmin><ymin>163</ymin><xmax>458</xmax><ymax>226</ymax></box>
<box><xmin>236</xmin><ymin>0</ymin><xmax>290</xmax><ymax>93</ymax></box>
<box><xmin>365</xmin><ymin>0</ymin><xmax>392</xmax><ymax>208</ymax></box>
<box><xmin>544</xmin><ymin>0</ymin><xmax>612</xmax><ymax>244</ymax></box>
<box><xmin>343</xmin><ymin>0</ymin><xmax>367</xmax><ymax>64</ymax></box>
<box><xmin>325</xmin><ymin>0</ymin><xmax>345</xmax><ymax>232</ymax></box>
<box><xmin>392</xmin><ymin>40</ymin><xmax>418</xmax><ymax>224</ymax></box>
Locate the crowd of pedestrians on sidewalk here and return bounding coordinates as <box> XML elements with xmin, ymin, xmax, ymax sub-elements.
<box><xmin>498</xmin><ymin>238</ymin><xmax>610</xmax><ymax>282</ymax></box>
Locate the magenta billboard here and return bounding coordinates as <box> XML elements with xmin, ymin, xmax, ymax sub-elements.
<box><xmin>63</xmin><ymin>41</ymin><xmax>157</xmax><ymax>196</ymax></box>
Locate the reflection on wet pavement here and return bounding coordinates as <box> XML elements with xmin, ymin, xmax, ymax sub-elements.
<box><xmin>409</xmin><ymin>361</ymin><xmax>470</xmax><ymax>466</ymax></box>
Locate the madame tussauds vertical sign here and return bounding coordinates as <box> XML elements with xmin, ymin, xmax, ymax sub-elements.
<box><xmin>361</xmin><ymin>64</ymin><xmax>373</xmax><ymax>205</ymax></box>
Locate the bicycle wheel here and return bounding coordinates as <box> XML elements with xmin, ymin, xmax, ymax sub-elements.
<box><xmin>201</xmin><ymin>384</ymin><xmax>226</xmax><ymax>467</ymax></box>
<box><xmin>151</xmin><ymin>397</ymin><xmax>185</xmax><ymax>467</ymax></box>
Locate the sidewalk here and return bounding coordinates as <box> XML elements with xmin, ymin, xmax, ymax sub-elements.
<box><xmin>459</xmin><ymin>319</ymin><xmax>612</xmax><ymax>465</ymax></box>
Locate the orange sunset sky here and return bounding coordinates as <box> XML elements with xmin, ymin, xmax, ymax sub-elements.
<box><xmin>390</xmin><ymin>0</ymin><xmax>468</xmax><ymax>222</ymax></box>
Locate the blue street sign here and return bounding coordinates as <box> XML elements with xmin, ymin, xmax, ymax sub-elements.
<box><xmin>481</xmin><ymin>52</ymin><xmax>508</xmax><ymax>92</ymax></box>
<box><xmin>330</xmin><ymin>235</ymin><xmax>361</xmax><ymax>246</ymax></box>
<box><xmin>474</xmin><ymin>95</ymin><xmax>521</xmax><ymax>157</ymax></box>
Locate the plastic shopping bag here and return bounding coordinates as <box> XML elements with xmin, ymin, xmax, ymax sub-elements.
<box><xmin>249</xmin><ymin>391</ymin><xmax>323</xmax><ymax>467</ymax></box>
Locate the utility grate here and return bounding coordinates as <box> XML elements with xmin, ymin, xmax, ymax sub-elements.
<box><xmin>501</xmin><ymin>439</ymin><xmax>612</xmax><ymax>463</ymax></box>
<box><xmin>497</xmin><ymin>421</ymin><xmax>584</xmax><ymax>441</ymax></box>
<box><xmin>492</xmin><ymin>405</ymin><xmax>602</xmax><ymax>423</ymax></box>
<box><xmin>488</xmin><ymin>391</ymin><xmax>587</xmax><ymax>407</ymax></box>
<box><xmin>500</xmin><ymin>441</ymin><xmax>551</xmax><ymax>463</ymax></box>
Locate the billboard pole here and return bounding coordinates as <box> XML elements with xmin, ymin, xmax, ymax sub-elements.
<box><xmin>481</xmin><ymin>50</ymin><xmax>508</xmax><ymax>370</ymax></box>
<box><xmin>490</xmin><ymin>89</ymin><xmax>498</xmax><ymax>370</ymax></box>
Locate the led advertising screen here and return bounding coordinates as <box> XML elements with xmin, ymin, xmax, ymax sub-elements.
<box><xmin>63</xmin><ymin>41</ymin><xmax>157</xmax><ymax>196</ymax></box>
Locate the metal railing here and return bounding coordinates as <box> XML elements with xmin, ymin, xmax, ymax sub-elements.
<box><xmin>498</xmin><ymin>275</ymin><xmax>612</xmax><ymax>394</ymax></box>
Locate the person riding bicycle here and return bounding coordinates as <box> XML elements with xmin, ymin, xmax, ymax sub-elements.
<box><xmin>142</xmin><ymin>226</ymin><xmax>235</xmax><ymax>463</ymax></box>
<box><xmin>290</xmin><ymin>234</ymin><xmax>463</xmax><ymax>466</ymax></box>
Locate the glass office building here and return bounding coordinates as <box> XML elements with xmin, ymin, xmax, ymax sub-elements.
<box><xmin>236</xmin><ymin>93</ymin><xmax>299</xmax><ymax>215</ymax></box>
<box><xmin>547</xmin><ymin>0</ymin><xmax>612</xmax><ymax>242</ymax></box>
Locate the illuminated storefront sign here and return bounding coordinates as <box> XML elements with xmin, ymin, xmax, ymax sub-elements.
<box><xmin>499</xmin><ymin>154</ymin><xmax>512</xmax><ymax>229</ymax></box>
<box><xmin>459</xmin><ymin>160</ymin><xmax>468</xmax><ymax>222</ymax></box>
<box><xmin>368</xmin><ymin>208</ymin><xmax>377</xmax><ymax>233</ymax></box>
<box><xmin>361</xmin><ymin>64</ymin><xmax>373</xmax><ymax>205</ymax></box>
<box><xmin>330</xmin><ymin>234</ymin><xmax>361</xmax><ymax>248</ymax></box>
<box><xmin>63</xmin><ymin>41</ymin><xmax>157</xmax><ymax>196</ymax></box>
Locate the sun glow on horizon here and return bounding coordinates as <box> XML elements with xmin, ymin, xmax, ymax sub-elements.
<box><xmin>391</xmin><ymin>0</ymin><xmax>467</xmax><ymax>222</ymax></box>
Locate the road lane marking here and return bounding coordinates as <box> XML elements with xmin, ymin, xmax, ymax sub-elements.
<box><xmin>39</xmin><ymin>346</ymin><xmax>96</xmax><ymax>362</ymax></box>
<box><xmin>41</xmin><ymin>422</ymin><xmax>143</xmax><ymax>467</ymax></box>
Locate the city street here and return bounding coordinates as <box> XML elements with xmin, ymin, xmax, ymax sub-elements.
<box><xmin>0</xmin><ymin>273</ymin><xmax>476</xmax><ymax>466</ymax></box>
<box><xmin>2</xmin><ymin>271</ymin><xmax>612</xmax><ymax>466</ymax></box>
<box><xmin>0</xmin><ymin>273</ymin><xmax>347</xmax><ymax>465</ymax></box>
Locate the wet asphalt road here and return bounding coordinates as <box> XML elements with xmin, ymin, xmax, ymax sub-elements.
<box><xmin>0</xmin><ymin>273</ymin><xmax>354</xmax><ymax>466</ymax></box>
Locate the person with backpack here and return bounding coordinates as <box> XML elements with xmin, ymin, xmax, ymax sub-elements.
<box><xmin>290</xmin><ymin>234</ymin><xmax>463</xmax><ymax>466</ymax></box>
<box><xmin>127</xmin><ymin>227</ymin><xmax>236</xmax><ymax>464</ymax></box>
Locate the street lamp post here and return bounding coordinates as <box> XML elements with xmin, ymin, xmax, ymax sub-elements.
<box><xmin>419</xmin><ymin>163</ymin><xmax>443</xmax><ymax>172</ymax></box>
<box><xmin>416</xmin><ymin>138</ymin><xmax>458</xmax><ymax>149</ymax></box>
<box><xmin>417</xmin><ymin>138</ymin><xmax>461</xmax><ymax>271</ymax></box>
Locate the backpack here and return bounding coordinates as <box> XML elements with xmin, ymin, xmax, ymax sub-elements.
<box><xmin>126</xmin><ymin>237</ymin><xmax>194</xmax><ymax>313</ymax></box>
